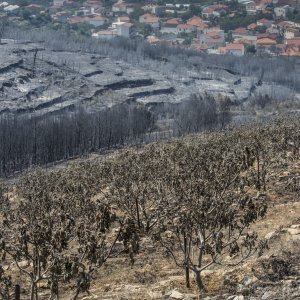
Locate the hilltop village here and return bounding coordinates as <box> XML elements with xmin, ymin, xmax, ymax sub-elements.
<box><xmin>1</xmin><ymin>0</ymin><xmax>300</xmax><ymax>55</ymax></box>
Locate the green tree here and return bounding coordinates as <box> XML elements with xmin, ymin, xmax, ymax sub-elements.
<box><xmin>256</xmin><ymin>25</ymin><xmax>267</xmax><ymax>33</ymax></box>
<box><xmin>219</xmin><ymin>14</ymin><xmax>257</xmax><ymax>32</ymax></box>
<box><xmin>130</xmin><ymin>8</ymin><xmax>144</xmax><ymax>21</ymax></box>
<box><xmin>135</xmin><ymin>22</ymin><xmax>152</xmax><ymax>37</ymax></box>
<box><xmin>190</xmin><ymin>4</ymin><xmax>202</xmax><ymax>15</ymax></box>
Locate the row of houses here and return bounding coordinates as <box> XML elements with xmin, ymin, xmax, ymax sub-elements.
<box><xmin>48</xmin><ymin>0</ymin><xmax>300</xmax><ymax>56</ymax></box>
<box><xmin>241</xmin><ymin>0</ymin><xmax>299</xmax><ymax>16</ymax></box>
<box><xmin>92</xmin><ymin>16</ymin><xmax>133</xmax><ymax>39</ymax></box>
<box><xmin>142</xmin><ymin>14</ymin><xmax>300</xmax><ymax>56</ymax></box>
<box><xmin>1</xmin><ymin>0</ymin><xmax>299</xmax><ymax>56</ymax></box>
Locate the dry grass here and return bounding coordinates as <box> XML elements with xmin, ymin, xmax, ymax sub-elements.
<box><xmin>2</xmin><ymin>154</ymin><xmax>300</xmax><ymax>300</ymax></box>
<box><xmin>72</xmin><ymin>157</ymin><xmax>300</xmax><ymax>299</ymax></box>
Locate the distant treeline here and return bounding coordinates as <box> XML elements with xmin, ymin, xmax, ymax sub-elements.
<box><xmin>0</xmin><ymin>103</ymin><xmax>154</xmax><ymax>177</ymax></box>
<box><xmin>0</xmin><ymin>93</ymin><xmax>228</xmax><ymax>177</ymax></box>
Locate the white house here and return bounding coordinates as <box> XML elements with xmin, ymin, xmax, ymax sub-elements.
<box><xmin>116</xmin><ymin>22</ymin><xmax>133</xmax><ymax>37</ymax></box>
<box><xmin>244</xmin><ymin>1</ymin><xmax>257</xmax><ymax>14</ymax></box>
<box><xmin>3</xmin><ymin>4</ymin><xmax>19</xmax><ymax>11</ymax></box>
<box><xmin>274</xmin><ymin>5</ymin><xmax>290</xmax><ymax>18</ymax></box>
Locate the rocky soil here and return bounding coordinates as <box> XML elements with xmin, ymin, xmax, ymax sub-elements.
<box><xmin>75</xmin><ymin>213</ymin><xmax>300</xmax><ymax>300</ymax></box>
<box><xmin>19</xmin><ymin>154</ymin><xmax>296</xmax><ymax>300</ymax></box>
<box><xmin>2</xmin><ymin>135</ymin><xmax>300</xmax><ymax>300</ymax></box>
<box><xmin>1</xmin><ymin>39</ymin><xmax>299</xmax><ymax>118</ymax></box>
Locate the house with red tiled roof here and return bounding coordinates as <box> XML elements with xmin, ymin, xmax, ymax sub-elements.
<box><xmin>165</xmin><ymin>18</ymin><xmax>181</xmax><ymax>26</ymax></box>
<box><xmin>276</xmin><ymin>21</ymin><xmax>300</xmax><ymax>37</ymax></box>
<box><xmin>202</xmin><ymin>4</ymin><xmax>228</xmax><ymax>18</ymax></box>
<box><xmin>206</xmin><ymin>37</ymin><xmax>225</xmax><ymax>49</ymax></box>
<box><xmin>247</xmin><ymin>23</ymin><xmax>258</xmax><ymax>31</ymax></box>
<box><xmin>161</xmin><ymin>18</ymin><xmax>181</xmax><ymax>34</ymax></box>
<box><xmin>117</xmin><ymin>16</ymin><xmax>130</xmax><ymax>23</ymax></box>
<box><xmin>256</xmin><ymin>37</ymin><xmax>277</xmax><ymax>52</ymax></box>
<box><xmin>219</xmin><ymin>43</ymin><xmax>245</xmax><ymax>56</ymax></box>
<box><xmin>186</xmin><ymin>16</ymin><xmax>209</xmax><ymax>32</ymax></box>
<box><xmin>234</xmin><ymin>35</ymin><xmax>257</xmax><ymax>46</ymax></box>
<box><xmin>257</xmin><ymin>18</ymin><xmax>274</xmax><ymax>28</ymax></box>
<box><xmin>186</xmin><ymin>16</ymin><xmax>198</xmax><ymax>25</ymax></box>
<box><xmin>190</xmin><ymin>43</ymin><xmax>208</xmax><ymax>53</ymax></box>
<box><xmin>139</xmin><ymin>13</ymin><xmax>160</xmax><ymax>29</ymax></box>
<box><xmin>177</xmin><ymin>24</ymin><xmax>196</xmax><ymax>34</ymax></box>
<box><xmin>206</xmin><ymin>30</ymin><xmax>225</xmax><ymax>38</ymax></box>
<box><xmin>25</xmin><ymin>4</ymin><xmax>44</xmax><ymax>13</ymax></box>
<box><xmin>232</xmin><ymin>27</ymin><xmax>249</xmax><ymax>38</ymax></box>
<box><xmin>277</xmin><ymin>20</ymin><xmax>294</xmax><ymax>29</ymax></box>
<box><xmin>196</xmin><ymin>24</ymin><xmax>210</xmax><ymax>33</ymax></box>
<box><xmin>257</xmin><ymin>33</ymin><xmax>277</xmax><ymax>39</ymax></box>
<box><xmin>284</xmin><ymin>37</ymin><xmax>300</xmax><ymax>47</ymax></box>
<box><xmin>198</xmin><ymin>29</ymin><xmax>225</xmax><ymax>44</ymax></box>
<box><xmin>257</xmin><ymin>37</ymin><xmax>277</xmax><ymax>45</ymax></box>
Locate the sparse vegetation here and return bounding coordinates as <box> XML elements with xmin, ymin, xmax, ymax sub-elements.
<box><xmin>0</xmin><ymin>1</ymin><xmax>300</xmax><ymax>299</ymax></box>
<box><xmin>0</xmin><ymin>116</ymin><xmax>299</xmax><ymax>298</ymax></box>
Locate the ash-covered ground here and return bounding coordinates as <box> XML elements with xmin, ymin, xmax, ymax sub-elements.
<box><xmin>0</xmin><ymin>39</ymin><xmax>299</xmax><ymax>117</ymax></box>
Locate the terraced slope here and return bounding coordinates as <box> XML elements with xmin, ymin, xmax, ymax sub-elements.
<box><xmin>0</xmin><ymin>40</ymin><xmax>299</xmax><ymax>117</ymax></box>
